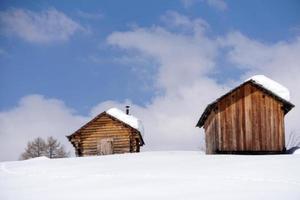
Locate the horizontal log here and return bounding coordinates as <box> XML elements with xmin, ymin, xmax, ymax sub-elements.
<box><xmin>80</xmin><ymin>129</ymin><xmax>130</xmax><ymax>134</ymax></box>
<box><xmin>80</xmin><ymin>133</ymin><xmax>130</xmax><ymax>138</ymax></box>
<box><xmin>82</xmin><ymin>139</ymin><xmax>130</xmax><ymax>143</ymax></box>
<box><xmin>81</xmin><ymin>142</ymin><xmax>130</xmax><ymax>146</ymax></box>
<box><xmin>79</xmin><ymin>130</ymin><xmax>130</xmax><ymax>135</ymax></box>
<box><xmin>82</xmin><ymin>149</ymin><xmax>131</xmax><ymax>154</ymax></box>
<box><xmin>82</xmin><ymin>141</ymin><xmax>133</xmax><ymax>145</ymax></box>
<box><xmin>82</xmin><ymin>142</ymin><xmax>130</xmax><ymax>146</ymax></box>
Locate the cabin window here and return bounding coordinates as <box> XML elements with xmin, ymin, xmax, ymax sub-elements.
<box><xmin>97</xmin><ymin>138</ymin><xmax>114</xmax><ymax>155</ymax></box>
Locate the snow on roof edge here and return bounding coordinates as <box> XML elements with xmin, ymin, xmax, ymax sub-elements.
<box><xmin>247</xmin><ymin>75</ymin><xmax>291</xmax><ymax>102</ymax></box>
<box><xmin>197</xmin><ymin>74</ymin><xmax>293</xmax><ymax>128</ymax></box>
<box><xmin>106</xmin><ymin>107</ymin><xmax>144</xmax><ymax>135</ymax></box>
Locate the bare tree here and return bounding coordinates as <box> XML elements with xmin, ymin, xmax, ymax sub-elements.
<box><xmin>46</xmin><ymin>136</ymin><xmax>70</xmax><ymax>158</ymax></box>
<box><xmin>20</xmin><ymin>137</ymin><xmax>69</xmax><ymax>160</ymax></box>
<box><xmin>20</xmin><ymin>137</ymin><xmax>47</xmax><ymax>160</ymax></box>
<box><xmin>286</xmin><ymin>131</ymin><xmax>300</xmax><ymax>149</ymax></box>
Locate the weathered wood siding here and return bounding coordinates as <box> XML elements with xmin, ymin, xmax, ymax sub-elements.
<box><xmin>69</xmin><ymin>114</ymin><xmax>141</xmax><ymax>156</ymax></box>
<box><xmin>204</xmin><ymin>83</ymin><xmax>285</xmax><ymax>154</ymax></box>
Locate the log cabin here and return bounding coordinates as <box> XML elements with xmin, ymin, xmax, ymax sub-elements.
<box><xmin>67</xmin><ymin>107</ymin><xmax>144</xmax><ymax>156</ymax></box>
<box><xmin>196</xmin><ymin>75</ymin><xmax>295</xmax><ymax>154</ymax></box>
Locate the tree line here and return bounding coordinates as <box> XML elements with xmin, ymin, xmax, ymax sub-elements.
<box><xmin>20</xmin><ymin>136</ymin><xmax>69</xmax><ymax>160</ymax></box>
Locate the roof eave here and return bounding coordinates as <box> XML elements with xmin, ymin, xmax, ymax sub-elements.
<box><xmin>196</xmin><ymin>80</ymin><xmax>295</xmax><ymax>128</ymax></box>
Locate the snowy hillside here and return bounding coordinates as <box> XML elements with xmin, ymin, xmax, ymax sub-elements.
<box><xmin>1</xmin><ymin>152</ymin><xmax>300</xmax><ymax>200</ymax></box>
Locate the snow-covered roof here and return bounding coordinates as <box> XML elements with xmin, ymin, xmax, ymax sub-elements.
<box><xmin>247</xmin><ymin>75</ymin><xmax>290</xmax><ymax>102</ymax></box>
<box><xmin>197</xmin><ymin>74</ymin><xmax>294</xmax><ymax>128</ymax></box>
<box><xmin>106</xmin><ymin>108</ymin><xmax>144</xmax><ymax>134</ymax></box>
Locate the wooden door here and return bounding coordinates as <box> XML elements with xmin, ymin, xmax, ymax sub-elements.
<box><xmin>97</xmin><ymin>138</ymin><xmax>114</xmax><ymax>155</ymax></box>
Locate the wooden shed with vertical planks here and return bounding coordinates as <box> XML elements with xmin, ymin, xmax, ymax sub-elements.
<box><xmin>67</xmin><ymin>107</ymin><xmax>144</xmax><ymax>156</ymax></box>
<box><xmin>196</xmin><ymin>75</ymin><xmax>294</xmax><ymax>154</ymax></box>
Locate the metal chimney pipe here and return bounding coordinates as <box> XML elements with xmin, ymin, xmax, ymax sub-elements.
<box><xmin>126</xmin><ymin>106</ymin><xmax>130</xmax><ymax>115</ymax></box>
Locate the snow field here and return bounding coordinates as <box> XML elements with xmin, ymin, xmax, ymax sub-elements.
<box><xmin>1</xmin><ymin>151</ymin><xmax>300</xmax><ymax>200</ymax></box>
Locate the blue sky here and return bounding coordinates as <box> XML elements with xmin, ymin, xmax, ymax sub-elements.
<box><xmin>1</xmin><ymin>0</ymin><xmax>300</xmax><ymax>161</ymax></box>
<box><xmin>1</xmin><ymin>0</ymin><xmax>299</xmax><ymax>114</ymax></box>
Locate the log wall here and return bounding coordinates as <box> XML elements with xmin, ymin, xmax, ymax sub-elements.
<box><xmin>69</xmin><ymin>114</ymin><xmax>141</xmax><ymax>156</ymax></box>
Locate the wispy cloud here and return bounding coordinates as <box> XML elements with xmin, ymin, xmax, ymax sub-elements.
<box><xmin>0</xmin><ymin>8</ymin><xmax>85</xmax><ymax>44</ymax></box>
<box><xmin>181</xmin><ymin>0</ymin><xmax>227</xmax><ymax>11</ymax></box>
<box><xmin>161</xmin><ymin>11</ymin><xmax>209</xmax><ymax>34</ymax></box>
<box><xmin>77</xmin><ymin>10</ymin><xmax>103</xmax><ymax>20</ymax></box>
<box><xmin>206</xmin><ymin>0</ymin><xmax>227</xmax><ymax>11</ymax></box>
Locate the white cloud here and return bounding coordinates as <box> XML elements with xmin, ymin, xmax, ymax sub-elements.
<box><xmin>181</xmin><ymin>0</ymin><xmax>227</xmax><ymax>11</ymax></box>
<box><xmin>0</xmin><ymin>95</ymin><xmax>88</xmax><ymax>161</ymax></box>
<box><xmin>1</xmin><ymin>11</ymin><xmax>299</xmax><ymax>161</ymax></box>
<box><xmin>107</xmin><ymin>12</ymin><xmax>300</xmax><ymax>151</ymax></box>
<box><xmin>108</xmin><ymin>13</ymin><xmax>217</xmax><ymax>92</ymax></box>
<box><xmin>0</xmin><ymin>8</ymin><xmax>85</xmax><ymax>44</ymax></box>
<box><xmin>107</xmin><ymin>12</ymin><xmax>227</xmax><ymax>151</ymax></box>
<box><xmin>0</xmin><ymin>12</ymin><xmax>227</xmax><ymax>161</ymax></box>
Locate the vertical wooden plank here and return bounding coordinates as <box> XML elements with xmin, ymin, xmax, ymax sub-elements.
<box><xmin>239</xmin><ymin>87</ymin><xmax>244</xmax><ymax>151</ymax></box>
<box><xmin>270</xmin><ymin>98</ymin><xmax>275</xmax><ymax>150</ymax></box>
<box><xmin>223</xmin><ymin>99</ymin><xmax>228</xmax><ymax>151</ymax></box>
<box><xmin>241</xmin><ymin>86</ymin><xmax>246</xmax><ymax>151</ymax></box>
<box><xmin>235</xmin><ymin>88</ymin><xmax>242</xmax><ymax>151</ymax></box>
<box><xmin>213</xmin><ymin>109</ymin><xmax>219</xmax><ymax>153</ymax></box>
<box><xmin>231</xmin><ymin>93</ymin><xmax>237</xmax><ymax>151</ymax></box>
<box><xmin>257</xmin><ymin>91</ymin><xmax>263</xmax><ymax>151</ymax></box>
<box><xmin>204</xmin><ymin>125</ymin><xmax>210</xmax><ymax>154</ymax></box>
<box><xmin>244</xmin><ymin>84</ymin><xmax>252</xmax><ymax>150</ymax></box>
<box><xmin>277</xmin><ymin>103</ymin><xmax>283</xmax><ymax>151</ymax></box>
<box><xmin>217</xmin><ymin>104</ymin><xmax>222</xmax><ymax>151</ymax></box>
<box><xmin>212</xmin><ymin>113</ymin><xmax>217</xmax><ymax>153</ymax></box>
<box><xmin>260</xmin><ymin>93</ymin><xmax>267</xmax><ymax>151</ymax></box>
<box><xmin>275</xmin><ymin>102</ymin><xmax>281</xmax><ymax>151</ymax></box>
<box><xmin>251</xmin><ymin>87</ymin><xmax>260</xmax><ymax>151</ymax></box>
<box><xmin>273</xmin><ymin>98</ymin><xmax>278</xmax><ymax>151</ymax></box>
<box><xmin>220</xmin><ymin>100</ymin><xmax>226</xmax><ymax>151</ymax></box>
<box><xmin>204</xmin><ymin>113</ymin><xmax>212</xmax><ymax>154</ymax></box>
<box><xmin>265</xmin><ymin>95</ymin><xmax>271</xmax><ymax>150</ymax></box>
<box><xmin>273</xmin><ymin>100</ymin><xmax>278</xmax><ymax>150</ymax></box>
<box><xmin>251</xmin><ymin>86</ymin><xmax>257</xmax><ymax>151</ymax></box>
<box><xmin>280</xmin><ymin>107</ymin><xmax>285</xmax><ymax>151</ymax></box>
<box><xmin>225</xmin><ymin>96</ymin><xmax>232</xmax><ymax>151</ymax></box>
